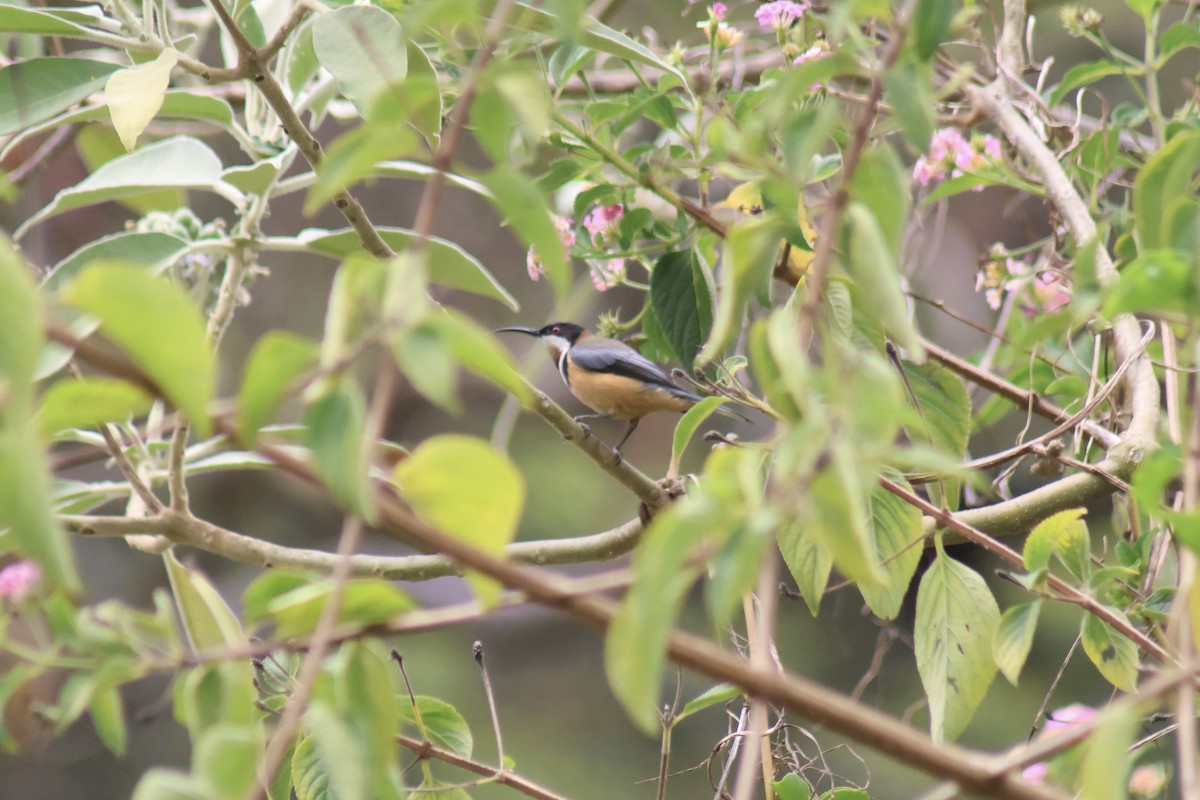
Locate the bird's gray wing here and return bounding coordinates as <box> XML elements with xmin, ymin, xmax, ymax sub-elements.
<box><xmin>570</xmin><ymin>339</ymin><xmax>701</xmax><ymax>401</ymax></box>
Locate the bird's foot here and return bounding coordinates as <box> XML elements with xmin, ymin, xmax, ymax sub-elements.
<box><xmin>611</xmin><ymin>447</ymin><xmax>624</xmax><ymax>467</ymax></box>
<box><xmin>565</xmin><ymin>421</ymin><xmax>592</xmax><ymax>441</ymax></box>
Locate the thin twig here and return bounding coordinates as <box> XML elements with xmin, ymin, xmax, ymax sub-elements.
<box><xmin>396</xmin><ymin>733</ymin><xmax>570</xmax><ymax>800</ymax></box>
<box><xmin>473</xmin><ymin>642</ymin><xmax>506</xmax><ymax>769</ymax></box>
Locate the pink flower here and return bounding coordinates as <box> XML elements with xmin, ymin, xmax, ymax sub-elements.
<box><xmin>1129</xmin><ymin>764</ymin><xmax>1166</xmax><ymax>797</ymax></box>
<box><xmin>583</xmin><ymin>204</ymin><xmax>624</xmax><ymax>246</ymax></box>
<box><xmin>711</xmin><ymin>2</ymin><xmax>727</xmax><ymax>20</ymax></box>
<box><xmin>755</xmin><ymin>1</ymin><xmax>806</xmax><ymax>31</ymax></box>
<box><xmin>590</xmin><ymin>258</ymin><xmax>625</xmax><ymax>291</ymax></box>
<box><xmin>913</xmin><ymin>129</ymin><xmax>1003</xmax><ymax>189</ymax></box>
<box><xmin>0</xmin><ymin>560</ymin><xmax>41</xmax><ymax>602</ymax></box>
<box><xmin>792</xmin><ymin>42</ymin><xmax>831</xmax><ymax>65</ymax></box>
<box><xmin>1032</xmin><ymin>271</ymin><xmax>1071</xmax><ymax>312</ymax></box>
<box><xmin>1042</xmin><ymin>703</ymin><xmax>1096</xmax><ymax>735</ymax></box>
<box><xmin>1021</xmin><ymin>762</ymin><xmax>1048</xmax><ymax>785</ymax></box>
<box><xmin>526</xmin><ymin>216</ymin><xmax>575</xmax><ymax>281</ymax></box>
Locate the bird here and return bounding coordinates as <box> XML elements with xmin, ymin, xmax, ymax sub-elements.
<box><xmin>496</xmin><ymin>321</ymin><xmax>744</xmax><ymax>459</ymax></box>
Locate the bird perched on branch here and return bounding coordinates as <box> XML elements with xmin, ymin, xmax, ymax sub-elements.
<box><xmin>496</xmin><ymin>321</ymin><xmax>745</xmax><ymax>459</ymax></box>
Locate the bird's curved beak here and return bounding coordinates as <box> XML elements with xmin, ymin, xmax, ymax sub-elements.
<box><xmin>493</xmin><ymin>326</ymin><xmax>540</xmax><ymax>337</ymax></box>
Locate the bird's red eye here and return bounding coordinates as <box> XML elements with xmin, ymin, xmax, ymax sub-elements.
<box><xmin>552</xmin><ymin>326</ymin><xmax>560</xmax><ymax>334</ymax></box>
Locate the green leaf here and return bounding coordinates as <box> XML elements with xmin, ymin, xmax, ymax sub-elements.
<box><xmin>424</xmin><ymin>310</ymin><xmax>536</xmax><ymax>406</ymax></box>
<box><xmin>131</xmin><ymin>769</ymin><xmax>210</xmax><ymax>800</ymax></box>
<box><xmin>0</xmin><ymin>4</ymin><xmax>103</xmax><ymax>35</ymax></box>
<box><xmin>391</xmin><ymin>323</ymin><xmax>460</xmax><ymax>413</ymax></box>
<box><xmin>700</xmin><ymin>216</ymin><xmax>778</xmax><ymax>363</ymax></box>
<box><xmin>404</xmin><ymin>41</ymin><xmax>443</xmax><ymax>146</ymax></box>
<box><xmin>105</xmin><ymin>49</ymin><xmax>178</xmax><ymax>151</ymax></box>
<box><xmin>1047</xmin><ymin>60</ymin><xmax>1128</xmax><ymax>106</ymax></box>
<box><xmin>512</xmin><ymin>1</ymin><xmax>689</xmax><ymax>93</ymax></box>
<box><xmin>16</xmin><ymin>136</ymin><xmax>232</xmax><ymax>238</ymax></box>
<box><xmin>36</xmin><ymin>378</ymin><xmax>152</xmax><ymax>440</ymax></box>
<box><xmin>305</xmin><ymin>382</ymin><xmax>374</xmax><ymax>521</ymax></box>
<box><xmin>194</xmin><ymin>723</ymin><xmax>262</xmax><ymax>799</ymax></box>
<box><xmin>772</xmin><ymin>774</ymin><xmax>809</xmax><ymax>800</ymax></box>
<box><xmin>817</xmin><ymin>789</ymin><xmax>871</xmax><ymax>800</ymax></box>
<box><xmin>1080</xmin><ymin>613</ymin><xmax>1140</xmax><ymax>691</ymax></box>
<box><xmin>914</xmin><ymin>550</ymin><xmax>999</xmax><ymax>741</ymax></box>
<box><xmin>0</xmin><ymin>57</ymin><xmax>119</xmax><ymax>136</ymax></box>
<box><xmin>848</xmin><ymin>145</ymin><xmax>910</xmax><ymax>260</ymax></box>
<box><xmin>312</xmin><ymin>5</ymin><xmax>408</xmax><ymax>117</ymax></box>
<box><xmin>675</xmin><ymin>683</ymin><xmax>740</xmax><ymax>723</ymax></box>
<box><xmin>899</xmin><ymin>359</ymin><xmax>970</xmax><ymax>510</ymax></box>
<box><xmin>859</xmin><ymin>475</ymin><xmax>924</xmax><ymax>620</ymax></box>
<box><xmin>291</xmin><ymin>735</ymin><xmax>336</xmax><ymax>800</ymax></box>
<box><xmin>164</xmin><ymin>549</ymin><xmax>247</xmax><ymax>651</ymax></box>
<box><xmin>480</xmin><ymin>167</ymin><xmax>569</xmax><ymax>299</ymax></box>
<box><xmin>669</xmin><ymin>396</ymin><xmax>727</xmax><ymax>476</ymax></box>
<box><xmin>882</xmin><ymin>60</ymin><xmax>934</xmax><ymax>149</ymax></box>
<box><xmin>394</xmin><ymin>435</ymin><xmax>525</xmax><ymax>606</ymax></box>
<box><xmin>845</xmin><ymin>203</ymin><xmax>925</xmax><ymax>361</ymax></box>
<box><xmin>62</xmin><ymin>262</ymin><xmax>215</xmax><ymax>437</ymax></box>
<box><xmin>261</xmin><ymin>579</ymin><xmax>416</xmax><ymax>638</ymax></box>
<box><xmin>914</xmin><ymin>0</ymin><xmax>957</xmax><ymax>59</ymax></box>
<box><xmin>1160</xmin><ymin>22</ymin><xmax>1200</xmax><ymax>60</ymax></box>
<box><xmin>803</xmin><ymin>446</ymin><xmax>886</xmax><ymax>588</ymax></box>
<box><xmin>778</xmin><ymin>522</ymin><xmax>832</xmax><ymax>616</ymax></box>
<box><xmin>1103</xmin><ymin>250</ymin><xmax>1199</xmax><ymax>318</ymax></box>
<box><xmin>294</xmin><ymin>226</ymin><xmax>516</xmax><ymax>311</ymax></box>
<box><xmin>0</xmin><ymin>235</ymin><xmax>80</xmax><ymax>590</ymax></box>
<box><xmin>334</xmin><ymin>644</ymin><xmax>400</xmax><ymax>785</ymax></box>
<box><xmin>238</xmin><ymin>332</ymin><xmax>317</xmax><ymax>443</ymax></box>
<box><xmin>45</xmin><ymin>231</ymin><xmax>189</xmax><ymax>291</ymax></box>
<box><xmin>650</xmin><ymin>248</ymin><xmax>714</xmax><ymax>369</ymax></box>
<box><xmin>89</xmin><ymin>684</ymin><xmax>128</xmax><ymax>757</ymax></box>
<box><xmin>993</xmin><ymin>601</ymin><xmax>1041</xmax><ymax>685</ymax></box>
<box><xmin>1133</xmin><ymin>130</ymin><xmax>1200</xmax><ymax>252</ymax></box>
<box><xmin>398</xmin><ymin>696</ymin><xmax>473</xmax><ymax>757</ymax></box>
<box><xmin>294</xmin><ymin>704</ymin><xmax>370</xmax><ymax>800</ymax></box>
<box><xmin>1023</xmin><ymin>508</ymin><xmax>1089</xmax><ymax>579</ymax></box>
<box><xmin>1080</xmin><ymin>703</ymin><xmax>1137</xmax><ymax>800</ymax></box>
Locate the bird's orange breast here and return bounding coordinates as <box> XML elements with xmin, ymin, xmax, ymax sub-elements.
<box><xmin>568</xmin><ymin>368</ymin><xmax>693</xmax><ymax>419</ymax></box>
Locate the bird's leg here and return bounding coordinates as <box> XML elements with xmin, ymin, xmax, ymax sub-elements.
<box><xmin>611</xmin><ymin>418</ymin><xmax>640</xmax><ymax>465</ymax></box>
<box><xmin>570</xmin><ymin>412</ymin><xmax>607</xmax><ymax>441</ymax></box>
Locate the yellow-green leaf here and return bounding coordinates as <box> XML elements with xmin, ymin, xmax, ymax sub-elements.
<box><xmin>164</xmin><ymin>549</ymin><xmax>247</xmax><ymax>651</ymax></box>
<box><xmin>393</xmin><ymin>436</ymin><xmax>524</xmax><ymax>606</ymax></box>
<box><xmin>37</xmin><ymin>378</ymin><xmax>152</xmax><ymax>439</ymax></box>
<box><xmin>62</xmin><ymin>262</ymin><xmax>214</xmax><ymax>437</ymax></box>
<box><xmin>1080</xmin><ymin>613</ymin><xmax>1140</xmax><ymax>691</ymax></box>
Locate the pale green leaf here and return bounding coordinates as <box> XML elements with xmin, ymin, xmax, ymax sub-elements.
<box><xmin>131</xmin><ymin>769</ymin><xmax>210</xmax><ymax>800</ymax></box>
<box><xmin>676</xmin><ymin>683</ymin><xmax>740</xmax><ymax>723</ymax></box>
<box><xmin>480</xmin><ymin>166</ymin><xmax>569</xmax><ymax>299</ymax></box>
<box><xmin>1047</xmin><ymin>60</ymin><xmax>1128</xmax><ymax>106</ymax></box>
<box><xmin>1133</xmin><ymin>130</ymin><xmax>1200</xmax><ymax>252</ymax></box>
<box><xmin>700</xmin><ymin>217</ymin><xmax>778</xmax><ymax>363</ymax></box>
<box><xmin>993</xmin><ymin>601</ymin><xmax>1041</xmax><ymax>685</ymax></box>
<box><xmin>264</xmin><ymin>579</ymin><xmax>415</xmax><ymax>638</ymax></box>
<box><xmin>915</xmin><ymin>551</ymin><xmax>999</xmax><ymax>741</ymax></box>
<box><xmin>1023</xmin><ymin>508</ymin><xmax>1089</xmax><ymax>578</ymax></box>
<box><xmin>304</xmin><ymin>704</ymin><xmax>366</xmax><ymax>800</ymax></box>
<box><xmin>425</xmin><ymin>310</ymin><xmax>536</xmax><ymax>406</ymax></box>
<box><xmin>312</xmin><ymin>5</ymin><xmax>407</xmax><ymax>117</ymax></box>
<box><xmin>105</xmin><ymin>49</ymin><xmax>178</xmax><ymax>151</ymax></box>
<box><xmin>859</xmin><ymin>475</ymin><xmax>924</xmax><ymax>619</ymax></box>
<box><xmin>394</xmin><ymin>435</ymin><xmax>525</xmax><ymax>606</ymax></box>
<box><xmin>669</xmin><ymin>396</ymin><xmax>727</xmax><ymax>476</ymax></box>
<box><xmin>62</xmin><ymin>262</ymin><xmax>215</xmax><ymax>437</ymax></box>
<box><xmin>778</xmin><ymin>522</ymin><xmax>832</xmax><ymax>616</ymax></box>
<box><xmin>37</xmin><ymin>378</ymin><xmax>152</xmax><ymax>440</ymax></box>
<box><xmin>398</xmin><ymin>696</ymin><xmax>473</xmax><ymax>757</ymax></box>
<box><xmin>238</xmin><ymin>332</ymin><xmax>317</xmax><ymax>443</ymax></box>
<box><xmin>305</xmin><ymin>382</ymin><xmax>374</xmax><ymax>520</ymax></box>
<box><xmin>801</xmin><ymin>446</ymin><xmax>885</xmax><ymax>588</ymax></box>
<box><xmin>164</xmin><ymin>549</ymin><xmax>247</xmax><ymax>651</ymax></box>
<box><xmin>194</xmin><ymin>724</ymin><xmax>262</xmax><ymax>799</ymax></box>
<box><xmin>1081</xmin><ymin>613</ymin><xmax>1140</xmax><ymax>691</ymax></box>
<box><xmin>845</xmin><ymin>203</ymin><xmax>925</xmax><ymax>361</ymax></box>
<box><xmin>900</xmin><ymin>359</ymin><xmax>970</xmax><ymax>510</ymax></box>
<box><xmin>16</xmin><ymin>136</ymin><xmax>231</xmax><ymax>238</ymax></box>
<box><xmin>1080</xmin><ymin>703</ymin><xmax>1138</xmax><ymax>800</ymax></box>
<box><xmin>0</xmin><ymin>57</ymin><xmax>119</xmax><ymax>136</ymax></box>
<box><xmin>89</xmin><ymin>684</ymin><xmax>127</xmax><ymax>757</ymax></box>
<box><xmin>45</xmin><ymin>231</ymin><xmax>189</xmax><ymax>291</ymax></box>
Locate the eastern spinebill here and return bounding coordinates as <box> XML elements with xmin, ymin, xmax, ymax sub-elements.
<box><xmin>496</xmin><ymin>321</ymin><xmax>745</xmax><ymax>457</ymax></box>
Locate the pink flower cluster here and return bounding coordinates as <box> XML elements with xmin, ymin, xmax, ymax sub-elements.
<box><xmin>525</xmin><ymin>205</ymin><xmax>627</xmax><ymax>292</ymax></box>
<box><xmin>976</xmin><ymin>246</ymin><xmax>1071</xmax><ymax>313</ymax></box>
<box><xmin>755</xmin><ymin>1</ymin><xmax>807</xmax><ymax>31</ymax></box>
<box><xmin>698</xmin><ymin>4</ymin><xmax>743</xmax><ymax>49</ymax></box>
<box><xmin>913</xmin><ymin>128</ymin><xmax>1002</xmax><ymax>188</ymax></box>
<box><xmin>792</xmin><ymin>42</ymin><xmax>831</xmax><ymax>65</ymax></box>
<box><xmin>0</xmin><ymin>560</ymin><xmax>41</xmax><ymax>602</ymax></box>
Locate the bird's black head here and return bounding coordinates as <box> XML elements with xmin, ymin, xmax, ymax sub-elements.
<box><xmin>535</xmin><ymin>322</ymin><xmax>585</xmax><ymax>344</ymax></box>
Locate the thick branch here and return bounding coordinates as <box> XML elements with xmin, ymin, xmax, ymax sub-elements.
<box><xmin>62</xmin><ymin>512</ymin><xmax>645</xmax><ymax>580</ymax></box>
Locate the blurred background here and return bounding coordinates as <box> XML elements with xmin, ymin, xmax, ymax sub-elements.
<box><xmin>2</xmin><ymin>0</ymin><xmax>1190</xmax><ymax>796</ymax></box>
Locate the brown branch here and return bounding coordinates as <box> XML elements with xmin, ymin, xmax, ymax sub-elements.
<box><xmin>558</xmin><ymin>51</ymin><xmax>783</xmax><ymax>95</ymax></box>
<box><xmin>396</xmin><ymin>733</ymin><xmax>570</xmax><ymax>800</ymax></box>
<box><xmin>879</xmin><ymin>476</ymin><xmax>1172</xmax><ymax>665</ymax></box>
